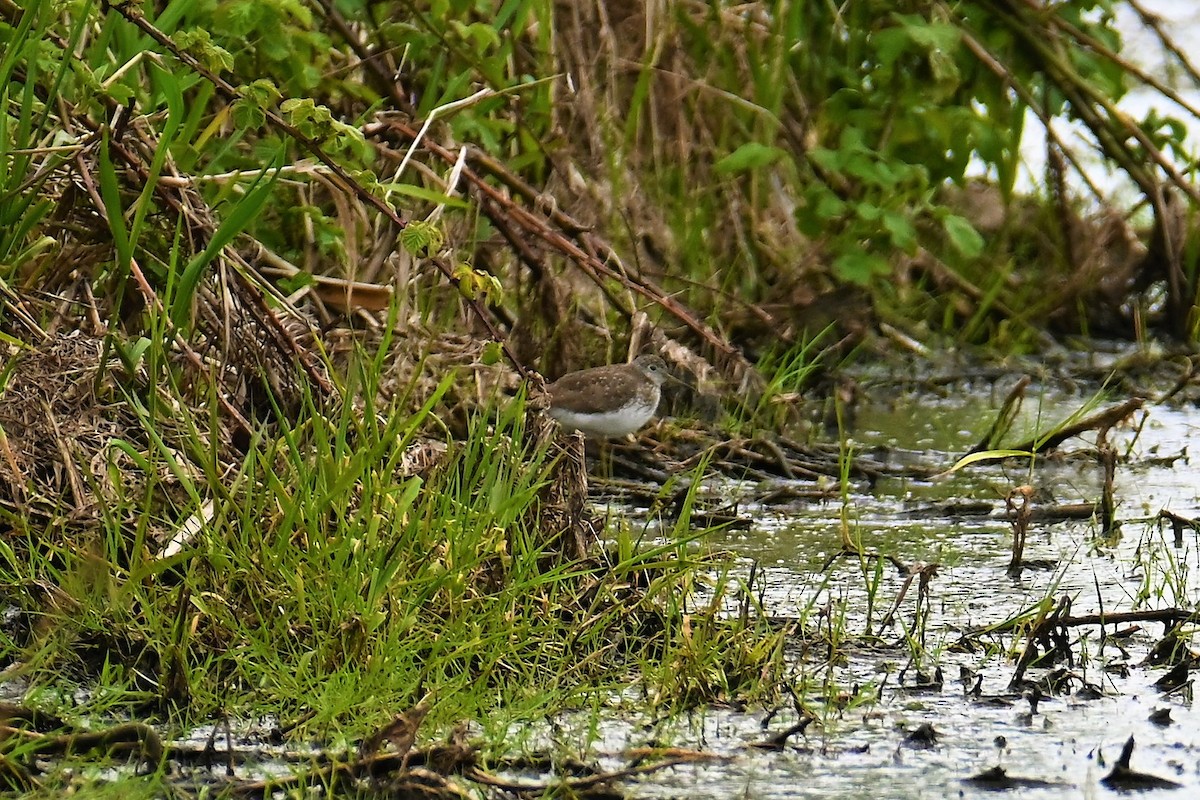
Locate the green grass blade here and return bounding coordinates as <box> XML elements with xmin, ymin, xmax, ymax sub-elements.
<box><xmin>170</xmin><ymin>150</ymin><xmax>283</xmax><ymax>329</ymax></box>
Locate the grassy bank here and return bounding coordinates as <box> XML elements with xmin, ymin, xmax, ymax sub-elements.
<box><xmin>0</xmin><ymin>326</ymin><xmax>787</xmax><ymax>792</ymax></box>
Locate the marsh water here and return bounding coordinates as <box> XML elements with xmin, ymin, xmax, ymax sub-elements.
<box><xmin>588</xmin><ymin>350</ymin><xmax>1200</xmax><ymax>799</ymax></box>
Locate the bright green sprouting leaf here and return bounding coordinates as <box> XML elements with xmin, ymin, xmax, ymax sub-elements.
<box><xmin>329</xmin><ymin>123</ymin><xmax>370</xmax><ymax>159</ymax></box>
<box><xmin>451</xmin><ymin>263</ymin><xmax>475</xmax><ymax>295</ymax></box>
<box><xmin>280</xmin><ymin>98</ymin><xmax>333</xmax><ymax>137</ymax></box>
<box><xmin>241</xmin><ymin>79</ymin><xmax>282</xmax><ymax>108</ymax></box>
<box><xmin>942</xmin><ymin>214</ymin><xmax>984</xmax><ymax>257</ymax></box>
<box><xmin>882</xmin><ymin>211</ymin><xmax>917</xmax><ymax>251</ymax></box>
<box><xmin>452</xmin><ymin>263</ymin><xmax>504</xmax><ymax>305</ymax></box>
<box><xmin>832</xmin><ymin>251</ymin><xmax>889</xmax><ymax>285</ymax></box>
<box><xmin>481</xmin><ymin>273</ymin><xmax>503</xmax><ymax>305</ymax></box>
<box><xmin>172</xmin><ymin>29</ymin><xmax>234</xmax><ymax>74</ymax></box>
<box><xmin>350</xmin><ymin>169</ymin><xmax>386</xmax><ymax>201</ymax></box>
<box><xmin>233</xmin><ymin>79</ymin><xmax>281</xmax><ymax>127</ymax></box>
<box><xmin>714</xmin><ymin>143</ymin><xmax>787</xmax><ymax>175</ymax></box>
<box><xmin>278</xmin><ymin>98</ymin><xmax>370</xmax><ymax>158</ymax></box>
<box><xmin>400</xmin><ymin>220</ymin><xmax>444</xmax><ymax>258</ymax></box>
<box><xmin>480</xmin><ymin>341</ymin><xmax>503</xmax><ymax>365</ymax></box>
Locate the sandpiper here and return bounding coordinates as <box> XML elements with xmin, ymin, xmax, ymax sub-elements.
<box><xmin>546</xmin><ymin>355</ymin><xmax>671</xmax><ymax>437</ymax></box>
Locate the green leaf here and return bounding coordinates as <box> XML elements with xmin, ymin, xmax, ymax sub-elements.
<box><xmin>714</xmin><ymin>143</ymin><xmax>787</xmax><ymax>175</ymax></box>
<box><xmin>400</xmin><ymin>221</ymin><xmax>444</xmax><ymax>258</ymax></box>
<box><xmin>854</xmin><ymin>202</ymin><xmax>881</xmax><ymax>222</ymax></box>
<box><xmin>896</xmin><ymin>17</ymin><xmax>961</xmax><ymax>53</ymax></box>
<box><xmin>942</xmin><ymin>214</ymin><xmax>984</xmax><ymax>257</ymax></box>
<box><xmin>104</xmin><ymin>82</ymin><xmax>135</xmax><ymax>105</ymax></box>
<box><xmin>452</xmin><ymin>263</ymin><xmax>504</xmax><ymax>305</ymax></box>
<box><xmin>872</xmin><ymin>27</ymin><xmax>909</xmax><ymax>68</ymax></box>
<box><xmin>808</xmin><ymin>148</ymin><xmax>843</xmax><ymax>172</ymax></box>
<box><xmin>480</xmin><ymin>341</ymin><xmax>503</xmax><ymax>366</ymax></box>
<box><xmin>240</xmin><ymin>78</ymin><xmax>281</xmax><ymax>109</ymax></box>
<box><xmin>845</xmin><ymin>153</ymin><xmax>885</xmax><ymax>184</ymax></box>
<box><xmin>278</xmin><ymin>272</ymin><xmax>316</xmax><ymax>294</ymax></box>
<box><xmin>451</xmin><ymin>21</ymin><xmax>501</xmax><ymax>50</ymax></box>
<box><xmin>172</xmin><ymin>29</ymin><xmax>234</xmax><ymax>73</ymax></box>
<box><xmin>882</xmin><ymin>211</ymin><xmax>917</xmax><ymax>251</ymax></box>
<box><xmin>114</xmin><ymin>337</ymin><xmax>153</xmax><ymax>373</ymax></box>
<box><xmin>384</xmin><ymin>183</ymin><xmax>470</xmax><ymax>209</ymax></box>
<box><xmin>281</xmin><ymin>97</ymin><xmax>335</xmax><ymax>139</ymax></box>
<box><xmin>171</xmin><ymin>152</ymin><xmax>283</xmax><ymax>329</ymax></box>
<box><xmin>832</xmin><ymin>251</ymin><xmax>889</xmax><ymax>285</ymax></box>
<box><xmin>97</xmin><ymin>133</ymin><xmax>131</xmax><ymax>273</ymax></box>
<box><xmin>813</xmin><ymin>191</ymin><xmax>846</xmax><ymax>220</ymax></box>
<box><xmin>130</xmin><ymin>63</ymin><xmax>183</xmax><ymax>246</ymax></box>
<box><xmin>231</xmin><ymin>100</ymin><xmax>266</xmax><ymax>129</ymax></box>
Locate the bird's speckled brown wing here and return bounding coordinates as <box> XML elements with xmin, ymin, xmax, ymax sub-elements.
<box><xmin>547</xmin><ymin>366</ymin><xmax>643</xmax><ymax>414</ymax></box>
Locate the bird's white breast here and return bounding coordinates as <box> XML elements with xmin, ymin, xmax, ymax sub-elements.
<box><xmin>548</xmin><ymin>399</ymin><xmax>658</xmax><ymax>437</ymax></box>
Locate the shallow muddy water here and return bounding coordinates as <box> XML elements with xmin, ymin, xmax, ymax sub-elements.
<box><xmin>613</xmin><ymin>357</ymin><xmax>1200</xmax><ymax>798</ymax></box>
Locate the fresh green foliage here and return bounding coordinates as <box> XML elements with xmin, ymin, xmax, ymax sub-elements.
<box><xmin>400</xmin><ymin>219</ymin><xmax>446</xmax><ymax>259</ymax></box>
<box><xmin>280</xmin><ymin>98</ymin><xmax>372</xmax><ymax>159</ymax></box>
<box><xmin>6</xmin><ymin>0</ymin><xmax>1184</xmax><ymax>356</ymax></box>
<box><xmin>172</xmin><ymin>28</ymin><xmax>234</xmax><ymax>74</ymax></box>
<box><xmin>232</xmin><ymin>78</ymin><xmax>283</xmax><ymax>128</ymax></box>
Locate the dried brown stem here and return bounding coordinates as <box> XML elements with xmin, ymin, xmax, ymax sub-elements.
<box><xmin>1006</xmin><ymin>397</ymin><xmax>1144</xmax><ymax>453</ymax></box>
<box><xmin>1005</xmin><ymin>485</ymin><xmax>1033</xmax><ymax>574</ymax></box>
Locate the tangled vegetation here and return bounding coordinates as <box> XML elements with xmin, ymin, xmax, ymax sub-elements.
<box><xmin>1</xmin><ymin>0</ymin><xmax>1199</xmax><ymax>795</ymax></box>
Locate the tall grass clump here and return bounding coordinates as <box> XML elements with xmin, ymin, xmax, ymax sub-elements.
<box><xmin>1</xmin><ymin>332</ymin><xmax>785</xmax><ymax>748</ymax></box>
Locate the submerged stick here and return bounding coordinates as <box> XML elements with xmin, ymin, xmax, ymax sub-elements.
<box><xmin>1006</xmin><ymin>397</ymin><xmax>1144</xmax><ymax>454</ymax></box>
<box><xmin>1101</xmin><ymin>736</ymin><xmax>1183</xmax><ymax>791</ymax></box>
